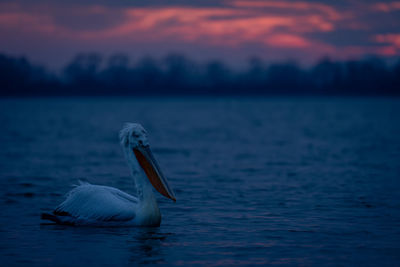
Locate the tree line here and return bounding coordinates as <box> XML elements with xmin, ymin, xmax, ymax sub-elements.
<box><xmin>0</xmin><ymin>52</ymin><xmax>399</xmax><ymax>96</ymax></box>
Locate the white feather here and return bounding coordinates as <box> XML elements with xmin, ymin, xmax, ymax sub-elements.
<box><xmin>54</xmin><ymin>183</ymin><xmax>139</xmax><ymax>226</ymax></box>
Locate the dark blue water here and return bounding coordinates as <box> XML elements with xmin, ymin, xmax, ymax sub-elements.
<box><xmin>1</xmin><ymin>97</ymin><xmax>400</xmax><ymax>266</ymax></box>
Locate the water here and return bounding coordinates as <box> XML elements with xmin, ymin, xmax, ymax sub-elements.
<box><xmin>0</xmin><ymin>97</ymin><xmax>400</xmax><ymax>266</ymax></box>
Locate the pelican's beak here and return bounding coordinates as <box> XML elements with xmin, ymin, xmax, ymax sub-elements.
<box><xmin>133</xmin><ymin>145</ymin><xmax>176</xmax><ymax>202</ymax></box>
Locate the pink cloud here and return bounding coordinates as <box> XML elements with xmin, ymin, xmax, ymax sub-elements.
<box><xmin>230</xmin><ymin>0</ymin><xmax>341</xmax><ymax>20</ymax></box>
<box><xmin>375</xmin><ymin>34</ymin><xmax>400</xmax><ymax>47</ymax></box>
<box><xmin>372</xmin><ymin>2</ymin><xmax>400</xmax><ymax>12</ymax></box>
<box><xmin>374</xmin><ymin>33</ymin><xmax>400</xmax><ymax>55</ymax></box>
<box><xmin>264</xmin><ymin>34</ymin><xmax>310</xmax><ymax>47</ymax></box>
<box><xmin>377</xmin><ymin>46</ymin><xmax>397</xmax><ymax>56</ymax></box>
<box><xmin>73</xmin><ymin>5</ymin><xmax>338</xmax><ymax>51</ymax></box>
<box><xmin>0</xmin><ymin>11</ymin><xmax>56</xmax><ymax>35</ymax></box>
<box><xmin>0</xmin><ymin>2</ymin><xmax>339</xmax><ymax>48</ymax></box>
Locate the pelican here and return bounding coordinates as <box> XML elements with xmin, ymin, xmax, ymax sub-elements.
<box><xmin>41</xmin><ymin>123</ymin><xmax>176</xmax><ymax>227</ymax></box>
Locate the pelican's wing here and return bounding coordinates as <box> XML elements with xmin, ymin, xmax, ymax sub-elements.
<box><xmin>50</xmin><ymin>183</ymin><xmax>138</xmax><ymax>225</ymax></box>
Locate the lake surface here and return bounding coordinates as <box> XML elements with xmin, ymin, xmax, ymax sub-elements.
<box><xmin>1</xmin><ymin>97</ymin><xmax>400</xmax><ymax>266</ymax></box>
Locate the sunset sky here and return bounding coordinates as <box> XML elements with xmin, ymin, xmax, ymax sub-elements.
<box><xmin>1</xmin><ymin>0</ymin><xmax>400</xmax><ymax>68</ymax></box>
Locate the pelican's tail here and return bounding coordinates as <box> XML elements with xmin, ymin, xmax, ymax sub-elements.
<box><xmin>41</xmin><ymin>213</ymin><xmax>61</xmax><ymax>223</ymax></box>
<box><xmin>41</xmin><ymin>212</ymin><xmax>75</xmax><ymax>225</ymax></box>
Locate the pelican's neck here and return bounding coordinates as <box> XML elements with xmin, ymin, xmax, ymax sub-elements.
<box><xmin>133</xmin><ymin>169</ymin><xmax>156</xmax><ymax>203</ymax></box>
<box><xmin>125</xmin><ymin>148</ymin><xmax>162</xmax><ymax>226</ymax></box>
<box><xmin>125</xmin><ymin>149</ymin><xmax>158</xmax><ymax>204</ymax></box>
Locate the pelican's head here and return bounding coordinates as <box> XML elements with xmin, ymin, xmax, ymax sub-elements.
<box><xmin>120</xmin><ymin>123</ymin><xmax>176</xmax><ymax>202</ymax></box>
<box><xmin>120</xmin><ymin>123</ymin><xmax>149</xmax><ymax>148</ymax></box>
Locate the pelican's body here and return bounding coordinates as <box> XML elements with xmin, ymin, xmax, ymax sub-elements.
<box><xmin>41</xmin><ymin>123</ymin><xmax>176</xmax><ymax>227</ymax></box>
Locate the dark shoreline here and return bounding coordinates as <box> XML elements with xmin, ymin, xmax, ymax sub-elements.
<box><xmin>1</xmin><ymin>52</ymin><xmax>399</xmax><ymax>97</ymax></box>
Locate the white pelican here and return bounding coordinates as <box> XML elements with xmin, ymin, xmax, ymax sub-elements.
<box><xmin>41</xmin><ymin>123</ymin><xmax>176</xmax><ymax>227</ymax></box>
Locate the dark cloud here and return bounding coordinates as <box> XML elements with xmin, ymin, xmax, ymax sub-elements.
<box><xmin>3</xmin><ymin>0</ymin><xmax>227</xmax><ymax>7</ymax></box>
